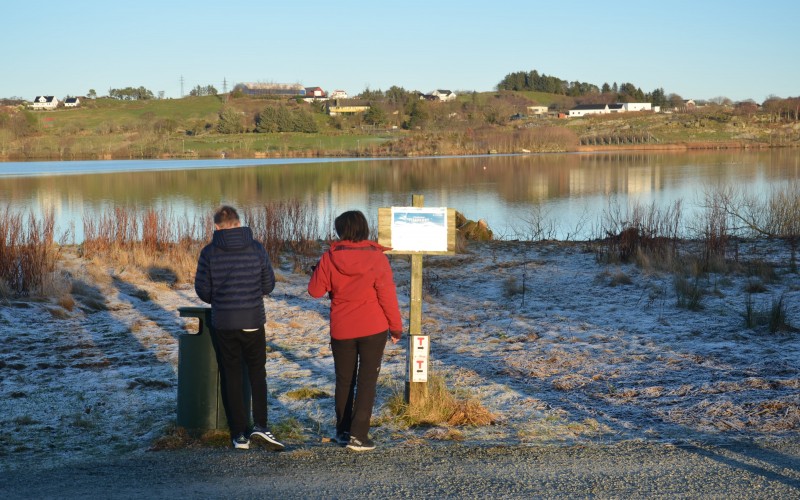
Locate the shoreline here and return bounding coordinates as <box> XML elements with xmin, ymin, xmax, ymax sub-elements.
<box><xmin>1</xmin><ymin>140</ymin><xmax>794</xmax><ymax>162</ymax></box>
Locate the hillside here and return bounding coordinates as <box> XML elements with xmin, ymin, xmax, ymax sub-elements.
<box><xmin>1</xmin><ymin>92</ymin><xmax>798</xmax><ymax>161</ymax></box>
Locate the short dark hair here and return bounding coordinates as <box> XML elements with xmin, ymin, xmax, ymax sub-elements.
<box><xmin>334</xmin><ymin>210</ymin><xmax>369</xmax><ymax>242</ymax></box>
<box><xmin>214</xmin><ymin>205</ymin><xmax>240</xmax><ymax>228</ymax></box>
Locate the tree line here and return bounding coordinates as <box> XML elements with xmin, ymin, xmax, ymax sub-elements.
<box><xmin>497</xmin><ymin>69</ymin><xmax>672</xmax><ymax>108</ymax></box>
<box><xmin>108</xmin><ymin>86</ymin><xmax>155</xmax><ymax>100</ymax></box>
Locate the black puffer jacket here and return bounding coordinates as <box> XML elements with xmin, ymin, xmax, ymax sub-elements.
<box><xmin>194</xmin><ymin>226</ymin><xmax>275</xmax><ymax>330</ymax></box>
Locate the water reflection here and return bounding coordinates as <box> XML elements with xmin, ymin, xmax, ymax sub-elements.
<box><xmin>1</xmin><ymin>150</ymin><xmax>797</xmax><ymax>241</ymax></box>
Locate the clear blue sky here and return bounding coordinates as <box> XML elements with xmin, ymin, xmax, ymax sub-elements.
<box><xmin>3</xmin><ymin>0</ymin><xmax>798</xmax><ymax>103</ymax></box>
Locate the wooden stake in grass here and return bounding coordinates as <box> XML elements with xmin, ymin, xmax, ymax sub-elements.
<box><xmin>378</xmin><ymin>195</ymin><xmax>457</xmax><ymax>409</ymax></box>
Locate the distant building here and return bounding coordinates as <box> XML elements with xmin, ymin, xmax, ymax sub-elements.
<box><xmin>527</xmin><ymin>105</ymin><xmax>548</xmax><ymax>115</ymax></box>
<box><xmin>234</xmin><ymin>82</ymin><xmax>306</xmax><ymax>97</ymax></box>
<box><xmin>304</xmin><ymin>87</ymin><xmax>327</xmax><ymax>98</ymax></box>
<box><xmin>608</xmin><ymin>103</ymin><xmax>624</xmax><ymax>113</ymax></box>
<box><xmin>329</xmin><ymin>90</ymin><xmax>348</xmax><ymax>99</ymax></box>
<box><xmin>327</xmin><ymin>99</ymin><xmax>370</xmax><ymax>116</ymax></box>
<box><xmin>672</xmin><ymin>99</ymin><xmax>697</xmax><ymax>112</ymax></box>
<box><xmin>569</xmin><ymin>102</ymin><xmax>654</xmax><ymax>117</ymax></box>
<box><xmin>64</xmin><ymin>97</ymin><xmax>81</xmax><ymax>108</ymax></box>
<box><xmin>568</xmin><ymin>104</ymin><xmax>609</xmax><ymax>117</ymax></box>
<box><xmin>429</xmin><ymin>89</ymin><xmax>457</xmax><ymax>102</ymax></box>
<box><xmin>622</xmin><ymin>102</ymin><xmax>652</xmax><ymax>112</ymax></box>
<box><xmin>31</xmin><ymin>95</ymin><xmax>58</xmax><ymax>110</ymax></box>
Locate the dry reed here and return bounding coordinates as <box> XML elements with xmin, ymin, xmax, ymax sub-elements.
<box><xmin>594</xmin><ymin>198</ymin><xmax>683</xmax><ymax>268</ymax></box>
<box><xmin>0</xmin><ymin>205</ymin><xmax>60</xmax><ymax>297</ymax></box>
<box><xmin>82</xmin><ymin>207</ymin><xmax>210</xmax><ymax>285</ymax></box>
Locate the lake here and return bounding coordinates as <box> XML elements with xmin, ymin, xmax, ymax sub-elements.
<box><xmin>1</xmin><ymin>150</ymin><xmax>798</xmax><ymax>242</ymax></box>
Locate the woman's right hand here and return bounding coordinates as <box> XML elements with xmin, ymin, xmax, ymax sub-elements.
<box><xmin>389</xmin><ymin>329</ymin><xmax>402</xmax><ymax>344</ymax></box>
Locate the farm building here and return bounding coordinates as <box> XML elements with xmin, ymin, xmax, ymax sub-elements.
<box><xmin>568</xmin><ymin>102</ymin><xmax>655</xmax><ymax>117</ymax></box>
<box><xmin>304</xmin><ymin>87</ymin><xmax>326</xmax><ymax>98</ymax></box>
<box><xmin>234</xmin><ymin>83</ymin><xmax>306</xmax><ymax>97</ymax></box>
<box><xmin>326</xmin><ymin>99</ymin><xmax>370</xmax><ymax>116</ymax></box>
<box><xmin>568</xmin><ymin>104</ymin><xmax>609</xmax><ymax>117</ymax></box>
<box><xmin>527</xmin><ymin>106</ymin><xmax>548</xmax><ymax>115</ymax></box>
<box><xmin>622</xmin><ymin>102</ymin><xmax>652</xmax><ymax>112</ymax></box>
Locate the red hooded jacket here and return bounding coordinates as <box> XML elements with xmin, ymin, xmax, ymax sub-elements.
<box><xmin>308</xmin><ymin>240</ymin><xmax>402</xmax><ymax>340</ymax></box>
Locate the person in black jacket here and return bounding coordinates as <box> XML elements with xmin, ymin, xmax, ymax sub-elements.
<box><xmin>194</xmin><ymin>205</ymin><xmax>284</xmax><ymax>451</ymax></box>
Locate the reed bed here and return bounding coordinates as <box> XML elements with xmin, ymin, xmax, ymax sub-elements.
<box><xmin>4</xmin><ymin>183</ymin><xmax>796</xmax><ymax>296</ymax></box>
<box><xmin>82</xmin><ymin>207</ymin><xmax>211</xmax><ymax>285</ymax></box>
<box><xmin>80</xmin><ymin>201</ymin><xmax>323</xmax><ymax>285</ymax></box>
<box><xmin>0</xmin><ymin>205</ymin><xmax>60</xmax><ymax>297</ymax></box>
<box><xmin>593</xmin><ymin>198</ymin><xmax>683</xmax><ymax>268</ymax></box>
<box><xmin>243</xmin><ymin>200</ymin><xmax>323</xmax><ymax>268</ymax></box>
<box><xmin>590</xmin><ymin>184</ymin><xmax>799</xmax><ymax>273</ymax></box>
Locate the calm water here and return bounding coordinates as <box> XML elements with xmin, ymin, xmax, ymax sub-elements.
<box><xmin>1</xmin><ymin>150</ymin><xmax>798</xmax><ymax>242</ymax></box>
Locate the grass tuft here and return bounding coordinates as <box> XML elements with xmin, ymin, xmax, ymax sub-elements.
<box><xmin>385</xmin><ymin>373</ymin><xmax>497</xmax><ymax>428</ymax></box>
<box><xmin>285</xmin><ymin>387</ymin><xmax>331</xmax><ymax>400</ymax></box>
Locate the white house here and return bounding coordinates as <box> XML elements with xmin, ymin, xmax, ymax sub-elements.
<box><xmin>527</xmin><ymin>105</ymin><xmax>548</xmax><ymax>115</ymax></box>
<box><xmin>64</xmin><ymin>97</ymin><xmax>81</xmax><ymax>108</ymax></box>
<box><xmin>329</xmin><ymin>89</ymin><xmax>348</xmax><ymax>99</ymax></box>
<box><xmin>31</xmin><ymin>95</ymin><xmax>58</xmax><ymax>110</ymax></box>
<box><xmin>622</xmin><ymin>102</ymin><xmax>652</xmax><ymax>112</ymax></box>
<box><xmin>568</xmin><ymin>104</ymin><xmax>609</xmax><ymax>117</ymax></box>
<box><xmin>430</xmin><ymin>89</ymin><xmax>457</xmax><ymax>102</ymax></box>
<box><xmin>569</xmin><ymin>102</ymin><xmax>655</xmax><ymax>117</ymax></box>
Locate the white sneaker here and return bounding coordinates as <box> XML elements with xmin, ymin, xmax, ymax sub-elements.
<box><xmin>250</xmin><ymin>426</ymin><xmax>285</xmax><ymax>451</ymax></box>
<box><xmin>232</xmin><ymin>433</ymin><xmax>250</xmax><ymax>450</ymax></box>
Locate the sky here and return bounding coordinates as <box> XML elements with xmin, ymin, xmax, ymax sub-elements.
<box><xmin>3</xmin><ymin>0</ymin><xmax>798</xmax><ymax>103</ymax></box>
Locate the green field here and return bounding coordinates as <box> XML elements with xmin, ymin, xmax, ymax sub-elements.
<box><xmin>2</xmin><ymin>92</ymin><xmax>797</xmax><ymax>161</ymax></box>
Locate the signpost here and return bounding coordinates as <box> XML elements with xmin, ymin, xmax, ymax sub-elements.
<box><xmin>379</xmin><ymin>195</ymin><xmax>455</xmax><ymax>406</ymax></box>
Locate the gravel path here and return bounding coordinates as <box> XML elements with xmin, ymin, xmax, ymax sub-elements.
<box><xmin>3</xmin><ymin>440</ymin><xmax>799</xmax><ymax>498</ymax></box>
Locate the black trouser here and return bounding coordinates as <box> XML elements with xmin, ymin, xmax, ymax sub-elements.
<box><xmin>213</xmin><ymin>326</ymin><xmax>268</xmax><ymax>438</ymax></box>
<box><xmin>330</xmin><ymin>331</ymin><xmax>387</xmax><ymax>441</ymax></box>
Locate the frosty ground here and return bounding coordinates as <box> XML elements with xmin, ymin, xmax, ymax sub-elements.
<box><xmin>1</xmin><ymin>240</ymin><xmax>798</xmax><ymax>474</ymax></box>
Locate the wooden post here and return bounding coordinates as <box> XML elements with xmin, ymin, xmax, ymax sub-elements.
<box><xmin>378</xmin><ymin>196</ymin><xmax>454</xmax><ymax>408</ymax></box>
<box><xmin>406</xmin><ymin>194</ymin><xmax>428</xmax><ymax>406</ymax></box>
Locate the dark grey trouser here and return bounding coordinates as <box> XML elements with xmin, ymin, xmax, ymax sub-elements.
<box><xmin>213</xmin><ymin>326</ymin><xmax>268</xmax><ymax>438</ymax></box>
<box><xmin>330</xmin><ymin>331</ymin><xmax>388</xmax><ymax>441</ymax></box>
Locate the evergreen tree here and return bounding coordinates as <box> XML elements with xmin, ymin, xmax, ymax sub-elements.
<box><xmin>217</xmin><ymin>107</ymin><xmax>243</xmax><ymax>134</ymax></box>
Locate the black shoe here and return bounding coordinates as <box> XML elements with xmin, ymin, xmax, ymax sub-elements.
<box><xmin>250</xmin><ymin>425</ymin><xmax>285</xmax><ymax>451</ymax></box>
<box><xmin>346</xmin><ymin>436</ymin><xmax>375</xmax><ymax>452</ymax></box>
<box><xmin>232</xmin><ymin>433</ymin><xmax>250</xmax><ymax>450</ymax></box>
<box><xmin>335</xmin><ymin>431</ymin><xmax>350</xmax><ymax>446</ymax></box>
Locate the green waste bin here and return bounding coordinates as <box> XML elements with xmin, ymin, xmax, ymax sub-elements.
<box><xmin>177</xmin><ymin>306</ymin><xmax>251</xmax><ymax>431</ymax></box>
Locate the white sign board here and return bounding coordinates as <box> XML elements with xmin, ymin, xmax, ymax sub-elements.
<box><xmin>409</xmin><ymin>335</ymin><xmax>429</xmax><ymax>383</ymax></box>
<box><xmin>391</xmin><ymin>207</ymin><xmax>447</xmax><ymax>253</ymax></box>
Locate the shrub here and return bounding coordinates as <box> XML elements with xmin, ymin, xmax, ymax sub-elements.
<box><xmin>746</xmin><ymin>293</ymin><xmax>794</xmax><ymax>334</ymax></box>
<box><xmin>595</xmin><ymin>198</ymin><xmax>682</xmax><ymax>268</ymax></box>
<box><xmin>674</xmin><ymin>275</ymin><xmax>703</xmax><ymax>310</ymax></box>
<box><xmin>217</xmin><ymin>107</ymin><xmax>244</xmax><ymax>134</ymax></box>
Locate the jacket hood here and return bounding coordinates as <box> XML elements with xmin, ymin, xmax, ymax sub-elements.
<box><xmin>212</xmin><ymin>226</ymin><xmax>255</xmax><ymax>250</ymax></box>
<box><xmin>328</xmin><ymin>240</ymin><xmax>391</xmax><ymax>276</ymax></box>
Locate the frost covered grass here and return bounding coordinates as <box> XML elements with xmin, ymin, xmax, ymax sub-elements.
<box><xmin>1</xmin><ymin>202</ymin><xmax>799</xmax><ymax>472</ymax></box>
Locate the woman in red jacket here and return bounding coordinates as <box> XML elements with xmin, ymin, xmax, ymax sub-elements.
<box><xmin>308</xmin><ymin>210</ymin><xmax>403</xmax><ymax>451</ymax></box>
